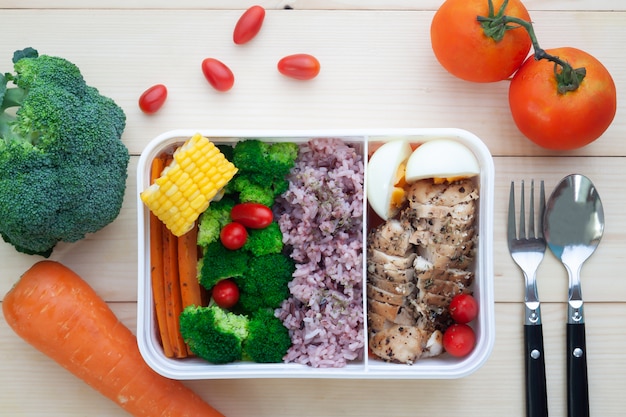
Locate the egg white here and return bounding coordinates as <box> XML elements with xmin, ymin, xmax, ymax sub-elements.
<box><xmin>405</xmin><ymin>139</ymin><xmax>480</xmax><ymax>182</ymax></box>
<box><xmin>367</xmin><ymin>139</ymin><xmax>412</xmax><ymax>220</ymax></box>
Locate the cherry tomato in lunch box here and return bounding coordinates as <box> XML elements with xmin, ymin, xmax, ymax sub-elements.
<box><xmin>211</xmin><ymin>279</ymin><xmax>240</xmax><ymax>309</ymax></box>
<box><xmin>233</xmin><ymin>5</ymin><xmax>266</xmax><ymax>45</ymax></box>
<box><xmin>230</xmin><ymin>203</ymin><xmax>273</xmax><ymax>229</ymax></box>
<box><xmin>138</xmin><ymin>84</ymin><xmax>168</xmax><ymax>114</ymax></box>
<box><xmin>508</xmin><ymin>47</ymin><xmax>617</xmax><ymax>150</ymax></box>
<box><xmin>443</xmin><ymin>323</ymin><xmax>476</xmax><ymax>357</ymax></box>
<box><xmin>449</xmin><ymin>294</ymin><xmax>479</xmax><ymax>324</ymax></box>
<box><xmin>277</xmin><ymin>54</ymin><xmax>321</xmax><ymax>80</ymax></box>
<box><xmin>430</xmin><ymin>0</ymin><xmax>532</xmax><ymax>82</ymax></box>
<box><xmin>220</xmin><ymin>222</ymin><xmax>248</xmax><ymax>250</ymax></box>
<box><xmin>201</xmin><ymin>58</ymin><xmax>235</xmax><ymax>92</ymax></box>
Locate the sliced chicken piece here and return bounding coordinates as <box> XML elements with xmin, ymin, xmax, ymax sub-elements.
<box><xmin>418</xmin><ymin>241</ymin><xmax>475</xmax><ymax>270</ymax></box>
<box><xmin>367</xmin><ymin>218</ymin><xmax>413</xmax><ymax>256</ymax></box>
<box><xmin>409</xmin><ymin>225</ymin><xmax>475</xmax><ymax>247</ymax></box>
<box><xmin>367</xmin><ymin>283</ymin><xmax>406</xmax><ymax>306</ymax></box>
<box><xmin>369</xmin><ymin>324</ymin><xmax>424</xmax><ymax>364</ymax></box>
<box><xmin>368</xmin><ymin>248</ymin><xmax>417</xmax><ymax>270</ymax></box>
<box><xmin>368</xmin><ymin>299</ymin><xmax>416</xmax><ymax>325</ymax></box>
<box><xmin>420</xmin><ymin>330</ymin><xmax>444</xmax><ymax>358</ymax></box>
<box><xmin>367</xmin><ymin>261</ymin><xmax>415</xmax><ymax>283</ymax></box>
<box><xmin>368</xmin><ymin>276</ymin><xmax>416</xmax><ymax>296</ymax></box>
<box><xmin>406</xmin><ymin>179</ymin><xmax>478</xmax><ymax>207</ymax></box>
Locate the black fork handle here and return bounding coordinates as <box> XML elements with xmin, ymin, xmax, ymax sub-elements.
<box><xmin>567</xmin><ymin>323</ymin><xmax>589</xmax><ymax>417</ymax></box>
<box><xmin>525</xmin><ymin>324</ymin><xmax>549</xmax><ymax>417</ymax></box>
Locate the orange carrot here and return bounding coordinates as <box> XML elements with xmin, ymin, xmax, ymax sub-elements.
<box><xmin>162</xmin><ymin>225</ymin><xmax>188</xmax><ymax>358</ymax></box>
<box><xmin>149</xmin><ymin>156</ymin><xmax>173</xmax><ymax>358</ymax></box>
<box><xmin>2</xmin><ymin>261</ymin><xmax>225</xmax><ymax>417</ymax></box>
<box><xmin>178</xmin><ymin>225</ymin><xmax>202</xmax><ymax>309</ymax></box>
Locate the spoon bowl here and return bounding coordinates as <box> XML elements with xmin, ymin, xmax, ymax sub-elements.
<box><xmin>544</xmin><ymin>174</ymin><xmax>604</xmax><ymax>417</ymax></box>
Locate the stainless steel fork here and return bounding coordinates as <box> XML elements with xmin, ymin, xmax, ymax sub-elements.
<box><xmin>508</xmin><ymin>180</ymin><xmax>548</xmax><ymax>417</ymax></box>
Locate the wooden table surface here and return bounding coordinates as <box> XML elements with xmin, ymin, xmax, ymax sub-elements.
<box><xmin>1</xmin><ymin>1</ymin><xmax>625</xmax><ymax>416</ymax></box>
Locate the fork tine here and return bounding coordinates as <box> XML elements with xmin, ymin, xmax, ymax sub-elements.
<box><xmin>538</xmin><ymin>180</ymin><xmax>545</xmax><ymax>239</ymax></box>
<box><xmin>508</xmin><ymin>181</ymin><xmax>517</xmax><ymax>243</ymax></box>
<box><xmin>519</xmin><ymin>180</ymin><xmax>526</xmax><ymax>239</ymax></box>
<box><xmin>529</xmin><ymin>180</ymin><xmax>536</xmax><ymax>239</ymax></box>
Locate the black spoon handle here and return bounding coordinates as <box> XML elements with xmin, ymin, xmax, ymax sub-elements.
<box><xmin>567</xmin><ymin>323</ymin><xmax>589</xmax><ymax>417</ymax></box>
<box><xmin>525</xmin><ymin>324</ymin><xmax>548</xmax><ymax>417</ymax></box>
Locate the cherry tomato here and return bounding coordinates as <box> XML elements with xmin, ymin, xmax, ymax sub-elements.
<box><xmin>443</xmin><ymin>323</ymin><xmax>476</xmax><ymax>357</ymax></box>
<box><xmin>277</xmin><ymin>54</ymin><xmax>320</xmax><ymax>80</ymax></box>
<box><xmin>201</xmin><ymin>58</ymin><xmax>235</xmax><ymax>92</ymax></box>
<box><xmin>230</xmin><ymin>203</ymin><xmax>273</xmax><ymax>229</ymax></box>
<box><xmin>211</xmin><ymin>279</ymin><xmax>240</xmax><ymax>309</ymax></box>
<box><xmin>138</xmin><ymin>84</ymin><xmax>167</xmax><ymax>114</ymax></box>
<box><xmin>430</xmin><ymin>0</ymin><xmax>531</xmax><ymax>82</ymax></box>
<box><xmin>449</xmin><ymin>294</ymin><xmax>479</xmax><ymax>324</ymax></box>
<box><xmin>233</xmin><ymin>5</ymin><xmax>265</xmax><ymax>45</ymax></box>
<box><xmin>509</xmin><ymin>47</ymin><xmax>617</xmax><ymax>150</ymax></box>
<box><xmin>220</xmin><ymin>222</ymin><xmax>248</xmax><ymax>250</ymax></box>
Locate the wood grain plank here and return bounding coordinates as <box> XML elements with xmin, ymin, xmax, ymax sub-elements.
<box><xmin>2</xmin><ymin>0</ymin><xmax>626</xmax><ymax>11</ymax></box>
<box><xmin>1</xmin><ymin>10</ymin><xmax>623</xmax><ymax>157</ymax></box>
<box><xmin>1</xmin><ymin>302</ymin><xmax>625</xmax><ymax>416</ymax></box>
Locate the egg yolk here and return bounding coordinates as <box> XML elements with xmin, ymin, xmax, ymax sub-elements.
<box><xmin>390</xmin><ymin>162</ymin><xmax>408</xmax><ymax>210</ymax></box>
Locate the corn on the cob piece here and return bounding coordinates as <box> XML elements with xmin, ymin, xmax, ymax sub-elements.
<box><xmin>141</xmin><ymin>134</ymin><xmax>237</xmax><ymax>236</ymax></box>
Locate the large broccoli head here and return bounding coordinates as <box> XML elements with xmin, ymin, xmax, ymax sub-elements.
<box><xmin>0</xmin><ymin>48</ymin><xmax>128</xmax><ymax>256</ymax></box>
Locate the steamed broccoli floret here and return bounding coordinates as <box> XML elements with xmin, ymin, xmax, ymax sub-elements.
<box><xmin>0</xmin><ymin>48</ymin><xmax>128</xmax><ymax>257</ymax></box>
<box><xmin>179</xmin><ymin>305</ymin><xmax>249</xmax><ymax>364</ymax></box>
<box><xmin>199</xmin><ymin>241</ymin><xmax>250</xmax><ymax>290</ymax></box>
<box><xmin>243</xmin><ymin>221</ymin><xmax>284</xmax><ymax>256</ymax></box>
<box><xmin>196</xmin><ymin>196</ymin><xmax>235</xmax><ymax>247</ymax></box>
<box><xmin>235</xmin><ymin>253</ymin><xmax>295</xmax><ymax>314</ymax></box>
<box><xmin>243</xmin><ymin>308</ymin><xmax>292</xmax><ymax>363</ymax></box>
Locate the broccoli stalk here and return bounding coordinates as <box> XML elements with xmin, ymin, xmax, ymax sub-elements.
<box><xmin>0</xmin><ymin>48</ymin><xmax>129</xmax><ymax>257</ymax></box>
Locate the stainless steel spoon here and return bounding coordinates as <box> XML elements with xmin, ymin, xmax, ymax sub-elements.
<box><xmin>543</xmin><ymin>174</ymin><xmax>604</xmax><ymax>417</ymax></box>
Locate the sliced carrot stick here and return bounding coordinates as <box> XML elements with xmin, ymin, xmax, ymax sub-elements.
<box><xmin>178</xmin><ymin>224</ymin><xmax>202</xmax><ymax>309</ymax></box>
<box><xmin>2</xmin><ymin>260</ymin><xmax>225</xmax><ymax>417</ymax></box>
<box><xmin>162</xmin><ymin>224</ymin><xmax>187</xmax><ymax>358</ymax></box>
<box><xmin>149</xmin><ymin>155</ymin><xmax>173</xmax><ymax>358</ymax></box>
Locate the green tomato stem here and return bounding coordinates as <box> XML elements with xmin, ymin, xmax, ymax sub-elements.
<box><xmin>477</xmin><ymin>0</ymin><xmax>586</xmax><ymax>93</ymax></box>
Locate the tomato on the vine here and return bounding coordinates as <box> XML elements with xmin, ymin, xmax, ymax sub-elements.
<box><xmin>201</xmin><ymin>58</ymin><xmax>235</xmax><ymax>92</ymax></box>
<box><xmin>443</xmin><ymin>323</ymin><xmax>476</xmax><ymax>357</ymax></box>
<box><xmin>212</xmin><ymin>279</ymin><xmax>240</xmax><ymax>309</ymax></box>
<box><xmin>509</xmin><ymin>47</ymin><xmax>617</xmax><ymax>150</ymax></box>
<box><xmin>277</xmin><ymin>54</ymin><xmax>320</xmax><ymax>80</ymax></box>
<box><xmin>138</xmin><ymin>84</ymin><xmax>167</xmax><ymax>114</ymax></box>
<box><xmin>233</xmin><ymin>5</ymin><xmax>265</xmax><ymax>45</ymax></box>
<box><xmin>220</xmin><ymin>222</ymin><xmax>248</xmax><ymax>250</ymax></box>
<box><xmin>430</xmin><ymin>0</ymin><xmax>531</xmax><ymax>82</ymax></box>
<box><xmin>449</xmin><ymin>294</ymin><xmax>479</xmax><ymax>324</ymax></box>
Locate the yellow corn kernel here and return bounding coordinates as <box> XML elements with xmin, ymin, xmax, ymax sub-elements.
<box><xmin>140</xmin><ymin>134</ymin><xmax>238</xmax><ymax>236</ymax></box>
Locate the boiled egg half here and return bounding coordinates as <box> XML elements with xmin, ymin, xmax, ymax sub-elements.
<box><xmin>367</xmin><ymin>139</ymin><xmax>412</xmax><ymax>220</ymax></box>
<box><xmin>405</xmin><ymin>139</ymin><xmax>480</xmax><ymax>183</ymax></box>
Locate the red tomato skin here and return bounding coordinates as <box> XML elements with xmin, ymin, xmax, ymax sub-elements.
<box><xmin>211</xmin><ymin>279</ymin><xmax>240</xmax><ymax>309</ymax></box>
<box><xmin>220</xmin><ymin>222</ymin><xmax>248</xmax><ymax>250</ymax></box>
<box><xmin>449</xmin><ymin>294</ymin><xmax>479</xmax><ymax>324</ymax></box>
<box><xmin>201</xmin><ymin>58</ymin><xmax>235</xmax><ymax>92</ymax></box>
<box><xmin>138</xmin><ymin>84</ymin><xmax>168</xmax><ymax>114</ymax></box>
<box><xmin>230</xmin><ymin>203</ymin><xmax>273</xmax><ymax>229</ymax></box>
<box><xmin>277</xmin><ymin>54</ymin><xmax>321</xmax><ymax>80</ymax></box>
<box><xmin>509</xmin><ymin>47</ymin><xmax>617</xmax><ymax>150</ymax></box>
<box><xmin>430</xmin><ymin>0</ymin><xmax>532</xmax><ymax>82</ymax></box>
<box><xmin>233</xmin><ymin>5</ymin><xmax>266</xmax><ymax>45</ymax></box>
<box><xmin>443</xmin><ymin>323</ymin><xmax>476</xmax><ymax>357</ymax></box>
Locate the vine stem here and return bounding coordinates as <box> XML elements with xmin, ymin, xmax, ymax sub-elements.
<box><xmin>477</xmin><ymin>0</ymin><xmax>586</xmax><ymax>93</ymax></box>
